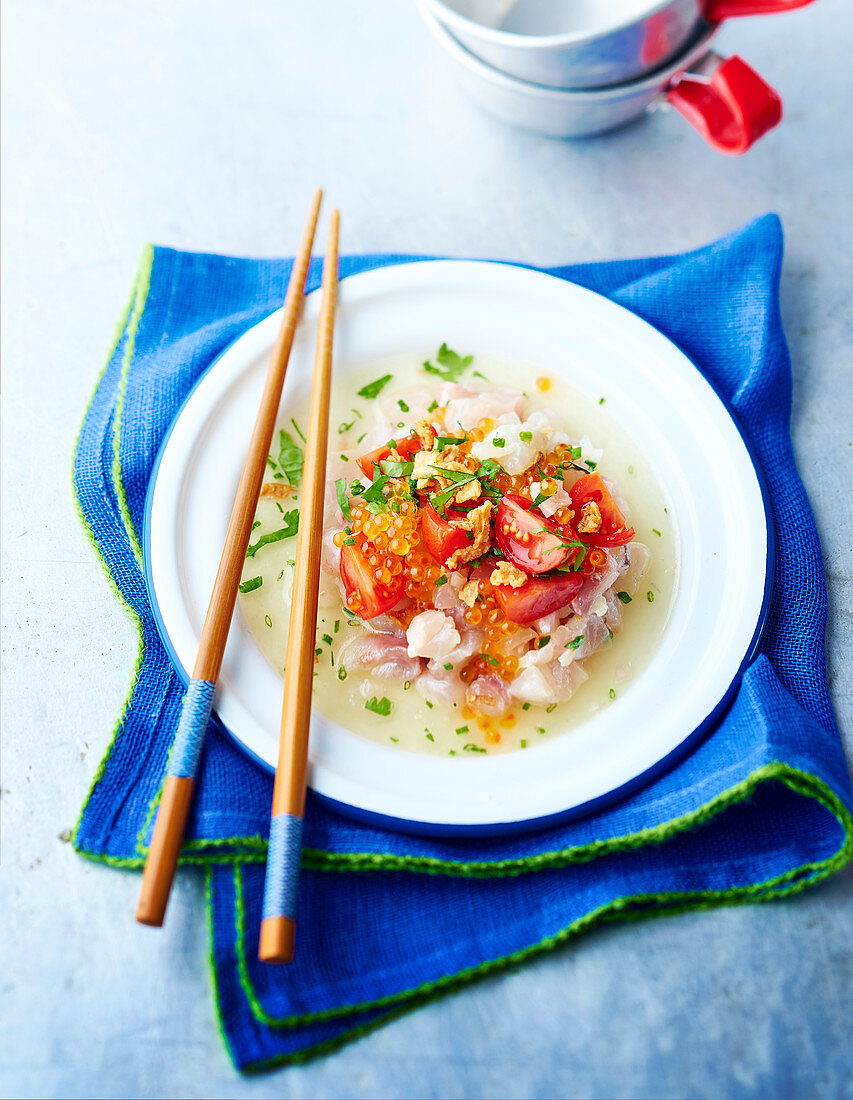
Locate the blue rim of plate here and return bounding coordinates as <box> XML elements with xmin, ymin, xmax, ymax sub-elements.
<box><xmin>142</xmin><ymin>259</ymin><xmax>775</xmax><ymax>838</ymax></box>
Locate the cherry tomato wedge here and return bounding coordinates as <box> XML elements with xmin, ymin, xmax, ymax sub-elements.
<box><xmin>495</xmin><ymin>494</ymin><xmax>568</xmax><ymax>575</ymax></box>
<box><xmin>493</xmin><ymin>572</ymin><xmax>583</xmax><ymax>626</ymax></box>
<box><xmin>569</xmin><ymin>473</ymin><xmax>635</xmax><ymax>547</ymax></box>
<box><xmin>339</xmin><ymin>541</ymin><xmax>404</xmax><ymax>619</ymax></box>
<box><xmin>356</xmin><ymin>432</ymin><xmax>427</xmax><ymax>480</ymax></box>
<box><xmin>421</xmin><ymin>503</ymin><xmax>470</xmax><ymax>567</ymax></box>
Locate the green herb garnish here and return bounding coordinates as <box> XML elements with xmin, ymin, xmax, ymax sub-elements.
<box><xmin>357</xmin><ymin>374</ymin><xmax>393</xmax><ymax>400</ymax></box>
<box><xmin>647</xmin><ymin>591</ymin><xmax>655</xmax><ymax>602</ymax></box>
<box><xmin>398</xmin><ymin>399</ymin><xmax>410</xmax><ymax>412</ymax></box>
<box><xmin>519</xmin><ymin>430</ymin><xmax>533</xmax><ymax>442</ymax></box>
<box><xmin>265</xmin><ymin>615</ymin><xmax>273</xmax><ymax>628</ymax></box>
<box><xmin>492</xmin><ymin>437</ymin><xmax>505</xmax><ymax>448</ymax></box>
<box><xmin>290</xmin><ymin>418</ymin><xmax>306</xmax><ymax>443</ymax></box>
<box><xmin>425</xmin><ymin>731</ymin><xmax>435</xmax><ymax>742</ymax></box>
<box><xmin>379</xmin><ymin>459</ymin><xmax>414</xmax><ymax>477</ymax></box>
<box><xmin>536</xmin><ymin>635</ymin><xmax>551</xmax><ymax>649</ymax></box>
<box><xmin>335</xmin><ymin>477</ymin><xmax>352</xmax><ymax>522</ymax></box>
<box><xmin>522</xmin><ymin>702</ymin><xmax>531</xmax><ymax>711</ymax></box>
<box><xmin>337</xmin><ymin>667</ymin><xmax>347</xmax><ymax>681</ymax></box>
<box><xmin>462</xmin><ymin>743</ymin><xmax>486</xmax><ymax>753</ymax></box>
<box><xmin>480</xmin><ymin>654</ymin><xmax>498</xmax><ymax>666</ymax></box>
<box><xmin>422</xmin><ymin>343</ymin><xmax>473</xmax><ymax>383</ymax></box>
<box><xmin>365</xmin><ymin>696</ymin><xmax>392</xmax><ymax>716</ymax></box>
<box><xmin>652</xmin><ymin>528</ymin><xmax>662</xmax><ymax>537</ymax></box>
<box><xmin>277</xmin><ymin>429</ymin><xmax>304</xmax><ymax>487</ymax></box>
<box><xmin>546</xmin><ymin>703</ymin><xmax>557</xmax><ymax>714</ymax></box>
<box><xmin>565</xmin><ymin>635</ymin><xmax>584</xmax><ymax>650</ymax></box>
<box><xmin>246</xmin><ymin>511</ymin><xmax>299</xmax><ymax>557</ymax></box>
<box><xmin>520</xmin><ymin>739</ymin><xmax>527</xmax><ymax>749</ymax></box>
<box><xmin>238</xmin><ymin>576</ymin><xmax>263</xmax><ymax>594</ymax></box>
<box><xmin>435</xmin><ymin>575</ymin><xmax>448</xmax><ymax>587</ymax></box>
<box><xmin>456</xmin><ymin>726</ymin><xmax>469</xmax><ymax>735</ymax></box>
<box><xmin>616</xmin><ymin>592</ymin><xmax>632</xmax><ymax>604</ymax></box>
<box><xmin>609</xmin><ymin>688</ymin><xmax>616</xmax><ymax>700</ymax></box>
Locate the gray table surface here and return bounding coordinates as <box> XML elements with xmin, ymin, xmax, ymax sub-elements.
<box><xmin>2</xmin><ymin>2</ymin><xmax>851</xmax><ymax>1097</ymax></box>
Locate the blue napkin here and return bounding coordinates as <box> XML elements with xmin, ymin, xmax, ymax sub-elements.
<box><xmin>73</xmin><ymin>215</ymin><xmax>853</xmax><ymax>1073</ymax></box>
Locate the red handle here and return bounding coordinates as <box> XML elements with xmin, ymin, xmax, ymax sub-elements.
<box><xmin>665</xmin><ymin>55</ymin><xmax>782</xmax><ymax>155</ymax></box>
<box><xmin>705</xmin><ymin>0</ymin><xmax>815</xmax><ymax>19</ymax></box>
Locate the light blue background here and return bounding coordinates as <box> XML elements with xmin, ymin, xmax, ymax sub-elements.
<box><xmin>1</xmin><ymin>2</ymin><xmax>851</xmax><ymax>1097</ymax></box>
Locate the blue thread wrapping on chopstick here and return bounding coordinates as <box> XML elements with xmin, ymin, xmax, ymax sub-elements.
<box><xmin>167</xmin><ymin>680</ymin><xmax>216</xmax><ymax>779</ymax></box>
<box><xmin>262</xmin><ymin>813</ymin><xmax>304</xmax><ymax>921</ymax></box>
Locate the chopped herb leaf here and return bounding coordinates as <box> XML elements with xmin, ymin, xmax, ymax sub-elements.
<box><xmin>522</xmin><ymin>702</ymin><xmax>531</xmax><ymax>711</ymax></box>
<box><xmin>276</xmin><ymin>569</ymin><xmax>284</xmax><ymax>581</ymax></box>
<box><xmin>598</xmin><ymin>397</ymin><xmax>605</xmax><ymax>405</ymax></box>
<box><xmin>520</xmin><ymin>739</ymin><xmax>528</xmax><ymax>749</ymax></box>
<box><xmin>314</xmin><ymin>647</ymin><xmax>322</xmax><ymax>657</ymax></box>
<box><xmin>473</xmin><ymin>370</ymin><xmax>489</xmax><ymax>381</ymax></box>
<box><xmin>335</xmin><ymin>477</ymin><xmax>352</xmax><ymax>522</ymax></box>
<box><xmin>426</xmin><ymin>700</ymin><xmax>434</xmax><ymax>708</ymax></box>
<box><xmin>546</xmin><ymin>703</ymin><xmax>557</xmax><ymax>714</ymax></box>
<box><xmin>290</xmin><ymin>418</ymin><xmax>306</xmax><ymax>444</ymax></box>
<box><xmin>492</xmin><ymin>437</ymin><xmax>505</xmax><ymax>448</ymax></box>
<box><xmin>422</xmin><ymin>343</ymin><xmax>473</xmax><ymax>383</ymax></box>
<box><xmin>365</xmin><ymin>696</ymin><xmax>392</xmax><ymax>716</ymax></box>
<box><xmin>537</xmin><ymin>727</ymin><xmax>545</xmax><ymax>736</ymax></box>
<box><xmin>462</xmin><ymin>743</ymin><xmax>486</xmax><ymax>753</ymax></box>
<box><xmin>357</xmin><ymin>432</ymin><xmax>366</xmax><ymax>444</ymax></box>
<box><xmin>343</xmin><ymin>536</ymin><xmax>355</xmax><ymax>545</ymax></box>
<box><xmin>278</xmin><ymin>430</ymin><xmax>304</xmax><ymax>487</ymax></box>
<box><xmin>390</xmin><ymin>736</ymin><xmax>399</xmax><ymax>743</ymax></box>
<box><xmin>449</xmin><ymin>750</ymin><xmax>456</xmax><ymax>756</ymax></box>
<box><xmin>398</xmin><ymin>399</ymin><xmax>410</xmax><ymax>412</ymax></box>
<box><xmin>652</xmin><ymin>528</ymin><xmax>662</xmax><ymax>537</ymax></box>
<box><xmin>425</xmin><ymin>731</ymin><xmax>434</xmax><ymax>742</ymax></box>
<box><xmin>519</xmin><ymin>431</ymin><xmax>533</xmax><ymax>442</ymax></box>
<box><xmin>434</xmin><ymin>433</ymin><xmax>467</xmax><ymax>452</ymax></box>
<box><xmin>322</xmin><ymin>633</ymin><xmax>333</xmax><ymax>646</ymax></box>
<box><xmin>334</xmin><ymin>620</ymin><xmax>340</xmax><ymax>633</ymax></box>
<box><xmin>616</xmin><ymin>591</ymin><xmax>632</xmax><ymax>604</ymax></box>
<box><xmin>536</xmin><ymin>635</ymin><xmax>551</xmax><ymax>649</ymax></box>
<box><xmin>428</xmin><ymin>399</ymin><xmax>438</xmax><ymax>412</ymax></box>
<box><xmin>379</xmin><ymin>459</ymin><xmax>414</xmax><ymax>477</ymax></box>
<box><xmin>435</xmin><ymin>574</ymin><xmax>448</xmax><ymax>587</ymax></box>
<box><xmin>647</xmin><ymin>590</ymin><xmax>655</xmax><ymax>602</ymax></box>
<box><xmin>339</xmin><ymin>418</ymin><xmax>356</xmax><ymax>434</ymax></box>
<box><xmin>238</xmin><ymin>576</ymin><xmax>263</xmax><ymax>594</ymax></box>
<box><xmin>264</xmin><ymin>615</ymin><xmax>273</xmax><ymax>628</ymax></box>
<box><xmin>357</xmin><ymin>374</ymin><xmax>393</xmax><ymax>400</ymax></box>
<box><xmin>480</xmin><ymin>653</ymin><xmax>498</xmax><ymax>666</ymax></box>
<box><xmin>403</xmin><ymin>679</ymin><xmax>411</xmax><ymax>690</ymax></box>
<box><xmin>246</xmin><ymin>511</ymin><xmax>299</xmax><ymax>557</ymax></box>
<box><xmin>565</xmin><ymin>635</ymin><xmax>584</xmax><ymax>650</ymax></box>
<box><xmin>609</xmin><ymin>688</ymin><xmax>616</xmax><ymax>700</ymax></box>
<box><xmin>628</xmin><ymin>465</ymin><xmax>635</xmax><ymax>475</ymax></box>
<box><xmin>337</xmin><ymin>667</ymin><xmax>347</xmax><ymax>681</ymax></box>
<box><xmin>456</xmin><ymin>726</ymin><xmax>469</xmax><ymax>735</ymax></box>
<box><xmin>585</xmin><ymin>460</ymin><xmax>598</xmax><ymax>471</ymax></box>
<box><xmin>276</xmin><ymin>502</ymin><xmax>284</xmax><ymax>514</ymax></box>
<box><xmin>443</xmin><ymin>662</ymin><xmax>453</xmax><ymax>670</ymax></box>
<box><xmin>252</xmin><ymin>520</ymin><xmax>261</xmax><ymax>531</ymax></box>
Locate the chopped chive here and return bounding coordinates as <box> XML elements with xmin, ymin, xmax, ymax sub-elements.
<box><xmin>357</xmin><ymin>432</ymin><xmax>366</xmax><ymax>444</ymax></box>
<box><xmin>443</xmin><ymin>662</ymin><xmax>453</xmax><ymax>670</ymax></box>
<box><xmin>276</xmin><ymin>569</ymin><xmax>284</xmax><ymax>581</ymax></box>
<box><xmin>291</xmin><ymin>418</ymin><xmax>306</xmax><ymax>444</ymax></box>
<box><xmin>322</xmin><ymin>633</ymin><xmax>333</xmax><ymax>646</ymax></box>
<box><xmin>315</xmin><ymin>647</ymin><xmax>322</xmax><ymax>657</ymax></box>
<box><xmin>647</xmin><ymin>591</ymin><xmax>655</xmax><ymax>602</ymax></box>
<box><xmin>238</xmin><ymin>576</ymin><xmax>263</xmax><ymax>594</ymax></box>
<box><xmin>522</xmin><ymin>703</ymin><xmax>531</xmax><ymax>711</ymax></box>
<box><xmin>343</xmin><ymin>536</ymin><xmax>355</xmax><ymax>545</ymax></box>
<box><xmin>462</xmin><ymin>743</ymin><xmax>486</xmax><ymax>753</ymax></box>
<box><xmin>546</xmin><ymin>703</ymin><xmax>557</xmax><ymax>714</ymax></box>
<box><xmin>565</xmin><ymin>635</ymin><xmax>584</xmax><ymax>650</ymax></box>
<box><xmin>403</xmin><ymin>680</ymin><xmax>411</xmax><ymax>691</ymax></box>
<box><xmin>428</xmin><ymin>399</ymin><xmax>438</xmax><ymax>412</ymax></box>
<box><xmin>492</xmin><ymin>437</ymin><xmax>505</xmax><ymax>448</ymax></box>
<box><xmin>398</xmin><ymin>399</ymin><xmax>410</xmax><ymax>412</ymax></box>
<box><xmin>598</xmin><ymin>397</ymin><xmax>605</xmax><ymax>405</ymax></box>
<box><xmin>520</xmin><ymin>739</ymin><xmax>527</xmax><ymax>749</ymax></box>
<box><xmin>264</xmin><ymin>615</ymin><xmax>273</xmax><ymax>628</ymax></box>
<box><xmin>609</xmin><ymin>688</ymin><xmax>616</xmax><ymax>700</ymax></box>
<box><xmin>652</xmin><ymin>528</ymin><xmax>662</xmax><ymax>537</ymax></box>
<box><xmin>426</xmin><ymin>700</ymin><xmax>434</xmax><ymax>708</ymax></box>
<box><xmin>334</xmin><ymin>620</ymin><xmax>340</xmax><ymax>633</ymax></box>
<box><xmin>449</xmin><ymin>750</ymin><xmax>456</xmax><ymax>756</ymax></box>
<box><xmin>456</xmin><ymin>726</ymin><xmax>469</xmax><ymax>735</ymax></box>
<box><xmin>480</xmin><ymin>654</ymin><xmax>498</xmax><ymax>666</ymax></box>
<box><xmin>537</xmin><ymin>727</ymin><xmax>545</xmax><ymax>736</ymax></box>
<box><xmin>616</xmin><ymin>592</ymin><xmax>632</xmax><ymax>604</ymax></box>
<box><xmin>252</xmin><ymin>520</ymin><xmax>261</xmax><ymax>531</ymax></box>
<box><xmin>337</xmin><ymin>667</ymin><xmax>347</xmax><ymax>681</ymax></box>
<box><xmin>519</xmin><ymin>431</ymin><xmax>533</xmax><ymax>442</ymax></box>
<box><xmin>425</xmin><ymin>731</ymin><xmax>435</xmax><ymax>742</ymax></box>
<box><xmin>390</xmin><ymin>736</ymin><xmax>399</xmax><ymax>743</ymax></box>
<box><xmin>435</xmin><ymin>575</ymin><xmax>448</xmax><ymax>587</ymax></box>
<box><xmin>536</xmin><ymin>635</ymin><xmax>551</xmax><ymax>649</ymax></box>
<box><xmin>628</xmin><ymin>465</ymin><xmax>635</xmax><ymax>475</ymax></box>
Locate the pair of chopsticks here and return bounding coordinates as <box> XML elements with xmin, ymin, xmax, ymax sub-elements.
<box><xmin>136</xmin><ymin>189</ymin><xmax>339</xmax><ymax>965</ymax></box>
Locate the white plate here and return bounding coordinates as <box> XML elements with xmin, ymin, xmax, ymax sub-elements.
<box><xmin>144</xmin><ymin>260</ymin><xmax>771</xmax><ymax>835</ymax></box>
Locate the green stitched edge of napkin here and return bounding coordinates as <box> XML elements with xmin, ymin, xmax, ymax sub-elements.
<box><xmin>212</xmin><ymin>773</ymin><xmax>852</xmax><ymax>1073</ymax></box>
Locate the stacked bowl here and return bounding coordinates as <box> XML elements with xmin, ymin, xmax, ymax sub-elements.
<box><xmin>418</xmin><ymin>0</ymin><xmax>816</xmax><ymax>153</ymax></box>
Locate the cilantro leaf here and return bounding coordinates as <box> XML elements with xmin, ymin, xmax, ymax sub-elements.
<box><xmin>238</xmin><ymin>576</ymin><xmax>263</xmax><ymax>594</ymax></box>
<box><xmin>335</xmin><ymin>477</ymin><xmax>352</xmax><ymax>523</ymax></box>
<box><xmin>277</xmin><ymin>430</ymin><xmax>303</xmax><ymax>487</ymax></box>
<box><xmin>422</xmin><ymin>343</ymin><xmax>473</xmax><ymax>383</ymax></box>
<box><xmin>365</xmin><ymin>696</ymin><xmax>392</xmax><ymax>716</ymax></box>
<box><xmin>245</xmin><ymin>511</ymin><xmax>299</xmax><ymax>557</ymax></box>
<box><xmin>357</xmin><ymin>374</ymin><xmax>393</xmax><ymax>400</ymax></box>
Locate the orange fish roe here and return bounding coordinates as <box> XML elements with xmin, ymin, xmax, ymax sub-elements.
<box><xmin>536</xmin><ymin>376</ymin><xmax>551</xmax><ymax>391</ymax></box>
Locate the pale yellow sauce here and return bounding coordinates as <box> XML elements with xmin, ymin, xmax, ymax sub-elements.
<box><xmin>238</xmin><ymin>354</ymin><xmax>677</xmax><ymax>756</ymax></box>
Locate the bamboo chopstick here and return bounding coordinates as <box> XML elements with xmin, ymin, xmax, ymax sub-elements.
<box><xmin>135</xmin><ymin>189</ymin><xmax>323</xmax><ymax>928</ymax></box>
<box><xmin>258</xmin><ymin>209</ymin><xmax>340</xmax><ymax>964</ymax></box>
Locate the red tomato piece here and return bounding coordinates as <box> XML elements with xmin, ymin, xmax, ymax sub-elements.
<box><xmin>339</xmin><ymin>542</ymin><xmax>405</xmax><ymax>620</ymax></box>
<box><xmin>356</xmin><ymin>433</ymin><xmax>426</xmax><ymax>480</ymax></box>
<box><xmin>421</xmin><ymin>503</ymin><xmax>470</xmax><ymax>567</ymax></box>
<box><xmin>495</xmin><ymin>494</ymin><xmax>568</xmax><ymax>575</ymax></box>
<box><xmin>493</xmin><ymin>572</ymin><xmax>583</xmax><ymax>626</ymax></box>
<box><xmin>568</xmin><ymin>473</ymin><xmax>635</xmax><ymax>546</ymax></box>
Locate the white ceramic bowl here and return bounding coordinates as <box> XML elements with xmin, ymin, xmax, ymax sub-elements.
<box><xmin>145</xmin><ymin>260</ymin><xmax>770</xmax><ymax>835</ymax></box>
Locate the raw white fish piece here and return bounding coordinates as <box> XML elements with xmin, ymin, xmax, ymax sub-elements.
<box><xmin>406</xmin><ymin>610</ymin><xmax>462</xmax><ymax>661</ymax></box>
<box><xmin>466</xmin><ymin>673</ymin><xmax>510</xmax><ymax>717</ymax></box>
<box><xmin>602</xmin><ymin>474</ymin><xmax>631</xmax><ymax>523</ymax></box>
<box><xmin>571</xmin><ymin>551</ymin><xmax>620</xmax><ymax>616</ymax></box>
<box><xmin>430</xmin><ymin>627</ymin><xmax>484</xmax><ymax>671</ymax></box>
<box><xmin>621</xmin><ymin>541</ymin><xmax>650</xmax><ymax>594</ymax></box>
<box><xmin>415</xmin><ymin>670</ymin><xmax>467</xmax><ymax>709</ymax></box>
<box><xmin>444</xmin><ymin>389</ymin><xmax>526</xmax><ymax>432</ymax></box>
<box><xmin>509</xmin><ymin>665</ymin><xmax>556</xmax><ymax>705</ymax></box>
<box><xmin>340</xmin><ymin>634</ymin><xmax>423</xmax><ymax>682</ymax></box>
